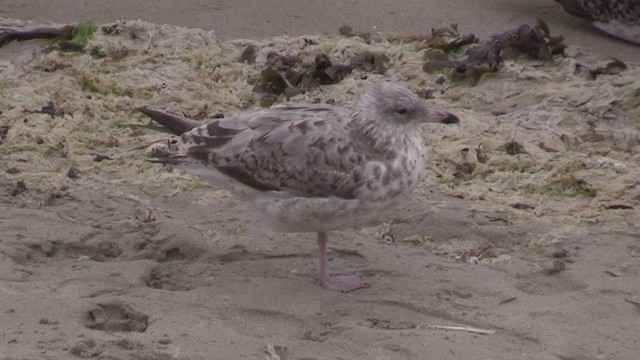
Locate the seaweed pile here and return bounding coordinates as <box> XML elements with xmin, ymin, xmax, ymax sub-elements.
<box><xmin>0</xmin><ymin>18</ymin><xmax>638</xmax><ymax>241</ymax></box>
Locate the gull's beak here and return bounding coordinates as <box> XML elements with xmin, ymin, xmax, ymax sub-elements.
<box><xmin>424</xmin><ymin>108</ymin><xmax>460</xmax><ymax>124</ymax></box>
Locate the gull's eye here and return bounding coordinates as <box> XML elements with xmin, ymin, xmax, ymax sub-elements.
<box><xmin>396</xmin><ymin>107</ymin><xmax>409</xmax><ymax>115</ymax></box>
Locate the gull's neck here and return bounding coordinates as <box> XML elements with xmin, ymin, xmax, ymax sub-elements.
<box><xmin>349</xmin><ymin>112</ymin><xmax>419</xmax><ymax>156</ymax></box>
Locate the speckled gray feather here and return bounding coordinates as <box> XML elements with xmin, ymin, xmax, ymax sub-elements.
<box><xmin>153</xmin><ymin>83</ymin><xmax>458</xmax><ymax>232</ymax></box>
<box><xmin>555</xmin><ymin>0</ymin><xmax>640</xmax><ymax>44</ymax></box>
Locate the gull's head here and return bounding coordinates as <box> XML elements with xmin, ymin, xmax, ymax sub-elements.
<box><xmin>355</xmin><ymin>83</ymin><xmax>459</xmax><ymax>128</ymax></box>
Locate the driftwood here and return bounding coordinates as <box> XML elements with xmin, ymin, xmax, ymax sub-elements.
<box><xmin>0</xmin><ymin>25</ymin><xmax>76</xmax><ymax>48</ymax></box>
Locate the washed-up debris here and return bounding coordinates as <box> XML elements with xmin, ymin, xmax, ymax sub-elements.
<box><xmin>423</xmin><ymin>20</ymin><xmax>567</xmax><ymax>83</ymax></box>
<box><xmin>255</xmin><ymin>67</ymin><xmax>291</xmax><ymax>95</ymax></box>
<box><xmin>253</xmin><ymin>52</ymin><xmax>353</xmax><ymax>104</ymax></box>
<box><xmin>604</xmin><ymin>269</ymin><xmax>620</xmax><ymax>277</ymax></box>
<box><xmin>0</xmin><ymin>25</ymin><xmax>75</xmax><ymax>47</ymax></box>
<box><xmin>311</xmin><ymin>53</ymin><xmax>352</xmax><ymax>85</ymax></box>
<box><xmin>428</xmin><ymin>325</ymin><xmax>496</xmax><ymax>335</ymax></box>
<box><xmin>101</xmin><ymin>23</ymin><xmax>125</xmax><ymax>35</ymax></box>
<box><xmin>364</xmin><ymin>318</ymin><xmax>419</xmax><ymax>330</ymax></box>
<box><xmin>498</xmin><ymin>20</ymin><xmax>566</xmax><ymax>60</ymax></box>
<box><xmin>238</xmin><ymin>45</ymin><xmax>258</xmax><ymax>64</ymax></box>
<box><xmin>339</xmin><ymin>25</ymin><xmax>371</xmax><ymax>41</ymax></box>
<box><xmin>302</xmin><ymin>37</ymin><xmax>318</xmax><ymax>46</ymax></box>
<box><xmin>551</xmin><ymin>249</ymin><xmax>568</xmax><ymax>258</ymax></box>
<box><xmin>626</xmin><ymin>298</ymin><xmax>640</xmax><ymax>307</ymax></box>
<box><xmin>364</xmin><ymin>318</ymin><xmax>497</xmax><ymax>335</ymax></box>
<box><xmin>1</xmin><ymin>17</ymin><xmax>638</xmax><ymax>250</ymax></box>
<box><xmin>10</xmin><ymin>180</ymin><xmax>27</xmax><ymax>196</ymax></box>
<box><xmin>350</xmin><ymin>50</ymin><xmax>390</xmax><ymax>74</ymax></box>
<box><xmin>0</xmin><ymin>124</ymin><xmax>9</xmax><ymax>145</ymax></box>
<box><xmin>453</xmin><ymin>161</ymin><xmax>475</xmax><ymax>179</ymax></box>
<box><xmin>605</xmin><ymin>204</ymin><xmax>634</xmax><ymax>210</ymax></box>
<box><xmin>510</xmin><ymin>202</ymin><xmax>536</xmax><ymax>210</ymax></box>
<box><xmin>67</xmin><ymin>166</ymin><xmax>80</xmax><ymax>179</ymax></box>
<box><xmin>23</xmin><ymin>101</ymin><xmax>66</xmax><ymax>119</ymax></box>
<box><xmin>423</xmin><ymin>49</ymin><xmax>456</xmax><ymax>73</ymax></box>
<box><xmin>93</xmin><ymin>154</ymin><xmax>112</xmax><ymax>162</ymax></box>
<box><xmin>575</xmin><ymin>58</ymin><xmax>628</xmax><ymax>79</ymax></box>
<box><xmin>498</xmin><ymin>296</ymin><xmax>518</xmax><ymax>305</ymax></box>
<box><xmin>391</xmin><ymin>24</ymin><xmax>479</xmax><ymax>52</ymax></box>
<box><xmin>0</xmin><ymin>21</ymin><xmax>97</xmax><ymax>51</ymax></box>
<box><xmin>423</xmin><ymin>24</ymin><xmax>479</xmax><ymax>52</ymax></box>
<box><xmin>504</xmin><ymin>140</ymin><xmax>526</xmax><ymax>155</ymax></box>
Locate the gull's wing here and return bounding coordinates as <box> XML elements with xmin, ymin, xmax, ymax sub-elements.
<box><xmin>556</xmin><ymin>0</ymin><xmax>640</xmax><ymax>23</ymax></box>
<box><xmin>173</xmin><ymin>104</ymin><xmax>368</xmax><ymax>198</ymax></box>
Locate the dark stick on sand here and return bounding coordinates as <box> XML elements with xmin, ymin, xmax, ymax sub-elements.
<box><xmin>0</xmin><ymin>25</ymin><xmax>76</xmax><ymax>48</ymax></box>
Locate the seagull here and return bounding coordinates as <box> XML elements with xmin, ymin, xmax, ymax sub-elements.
<box><xmin>554</xmin><ymin>0</ymin><xmax>640</xmax><ymax>45</ymax></box>
<box><xmin>139</xmin><ymin>83</ymin><xmax>459</xmax><ymax>292</ymax></box>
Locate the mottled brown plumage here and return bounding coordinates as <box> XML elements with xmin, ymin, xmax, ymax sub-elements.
<box><xmin>144</xmin><ymin>82</ymin><xmax>459</xmax><ymax>291</ymax></box>
<box><xmin>555</xmin><ymin>0</ymin><xmax>640</xmax><ymax>44</ymax></box>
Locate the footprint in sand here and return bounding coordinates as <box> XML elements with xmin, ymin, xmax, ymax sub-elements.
<box><xmin>85</xmin><ymin>301</ymin><xmax>148</xmax><ymax>332</ymax></box>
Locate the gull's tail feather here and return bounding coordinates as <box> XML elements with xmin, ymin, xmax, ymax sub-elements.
<box><xmin>137</xmin><ymin>106</ymin><xmax>200</xmax><ymax>135</ymax></box>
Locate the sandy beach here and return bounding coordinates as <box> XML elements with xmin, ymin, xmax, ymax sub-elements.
<box><xmin>1</xmin><ymin>2</ymin><xmax>639</xmax><ymax>360</ymax></box>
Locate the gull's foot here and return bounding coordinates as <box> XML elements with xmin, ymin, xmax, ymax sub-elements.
<box><xmin>318</xmin><ymin>274</ymin><xmax>370</xmax><ymax>293</ymax></box>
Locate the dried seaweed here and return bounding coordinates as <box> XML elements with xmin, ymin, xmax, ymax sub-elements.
<box><xmin>423</xmin><ymin>24</ymin><xmax>479</xmax><ymax>52</ymax></box>
<box><xmin>93</xmin><ymin>154</ymin><xmax>112</xmax><ymax>162</ymax></box>
<box><xmin>391</xmin><ymin>24</ymin><xmax>478</xmax><ymax>52</ymax></box>
<box><xmin>256</xmin><ymin>67</ymin><xmax>291</xmax><ymax>95</ymax></box>
<box><xmin>312</xmin><ymin>54</ymin><xmax>352</xmax><ymax>85</ymax></box>
<box><xmin>23</xmin><ymin>101</ymin><xmax>66</xmax><ymax>119</ymax></box>
<box><xmin>2</xmin><ymin>18</ymin><xmax>638</xmax><ymax>224</ymax></box>
<box><xmin>510</xmin><ymin>202</ymin><xmax>536</xmax><ymax>210</ymax></box>
<box><xmin>238</xmin><ymin>45</ymin><xmax>258</xmax><ymax>64</ymax></box>
<box><xmin>423</xmin><ymin>49</ymin><xmax>455</xmax><ymax>72</ymax></box>
<box><xmin>504</xmin><ymin>140</ymin><xmax>526</xmax><ymax>155</ymax></box>
<box><xmin>0</xmin><ymin>21</ymin><xmax>97</xmax><ymax>53</ymax></box>
<box><xmin>575</xmin><ymin>58</ymin><xmax>628</xmax><ymax>79</ymax></box>
<box><xmin>253</xmin><ymin>50</ymin><xmax>353</xmax><ymax>103</ymax></box>
<box><xmin>496</xmin><ymin>23</ymin><xmax>564</xmax><ymax>60</ymax></box>
<box><xmin>339</xmin><ymin>25</ymin><xmax>370</xmax><ymax>41</ymax></box>
<box><xmin>0</xmin><ymin>124</ymin><xmax>9</xmax><ymax>145</ymax></box>
<box><xmin>423</xmin><ymin>20</ymin><xmax>568</xmax><ymax>83</ymax></box>
<box><xmin>67</xmin><ymin>167</ymin><xmax>80</xmax><ymax>179</ymax></box>
<box><xmin>10</xmin><ymin>180</ymin><xmax>27</xmax><ymax>197</ymax></box>
<box><xmin>606</xmin><ymin>204</ymin><xmax>634</xmax><ymax>210</ymax></box>
<box><xmin>265</xmin><ymin>53</ymin><xmax>298</xmax><ymax>70</ymax></box>
<box><xmin>71</xmin><ymin>21</ymin><xmax>98</xmax><ymax>45</ymax></box>
<box><xmin>350</xmin><ymin>51</ymin><xmax>390</xmax><ymax>74</ymax></box>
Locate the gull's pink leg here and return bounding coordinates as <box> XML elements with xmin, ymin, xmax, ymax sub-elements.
<box><xmin>316</xmin><ymin>232</ymin><xmax>369</xmax><ymax>292</ymax></box>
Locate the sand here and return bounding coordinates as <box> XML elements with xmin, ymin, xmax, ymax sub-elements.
<box><xmin>0</xmin><ymin>11</ymin><xmax>639</xmax><ymax>360</ymax></box>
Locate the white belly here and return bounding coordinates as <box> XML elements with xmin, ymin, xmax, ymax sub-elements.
<box><xmin>252</xmin><ymin>195</ymin><xmax>403</xmax><ymax>233</ymax></box>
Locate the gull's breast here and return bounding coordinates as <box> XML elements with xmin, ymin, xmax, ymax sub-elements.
<box><xmin>250</xmin><ymin>136</ymin><xmax>429</xmax><ymax>233</ymax></box>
